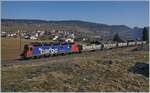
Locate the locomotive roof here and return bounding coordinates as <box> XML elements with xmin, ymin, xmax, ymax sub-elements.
<box><xmin>30</xmin><ymin>42</ymin><xmax>74</xmax><ymax>46</ymax></box>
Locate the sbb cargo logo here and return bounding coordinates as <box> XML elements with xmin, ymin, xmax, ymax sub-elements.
<box><xmin>39</xmin><ymin>48</ymin><xmax>58</xmax><ymax>54</ymax></box>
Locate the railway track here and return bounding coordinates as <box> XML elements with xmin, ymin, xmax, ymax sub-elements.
<box><xmin>1</xmin><ymin>46</ymin><xmax>138</xmax><ymax>67</ymax></box>
<box><xmin>2</xmin><ymin>50</ymin><xmax>96</xmax><ymax>67</ymax></box>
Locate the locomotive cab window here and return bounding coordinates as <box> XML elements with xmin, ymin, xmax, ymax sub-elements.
<box><xmin>29</xmin><ymin>47</ymin><xmax>32</xmax><ymax>51</ymax></box>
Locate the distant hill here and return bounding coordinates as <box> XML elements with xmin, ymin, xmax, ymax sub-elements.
<box><xmin>1</xmin><ymin>19</ymin><xmax>144</xmax><ymax>42</ymax></box>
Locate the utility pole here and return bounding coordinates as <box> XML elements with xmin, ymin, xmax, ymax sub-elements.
<box><xmin>18</xmin><ymin>30</ymin><xmax>21</xmax><ymax>53</ymax></box>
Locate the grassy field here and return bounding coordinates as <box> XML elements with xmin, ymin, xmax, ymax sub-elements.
<box><xmin>1</xmin><ymin>44</ymin><xmax>149</xmax><ymax>92</ymax></box>
<box><xmin>1</xmin><ymin>38</ymin><xmax>53</xmax><ymax>61</ymax></box>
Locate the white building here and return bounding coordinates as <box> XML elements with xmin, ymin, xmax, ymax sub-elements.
<box><xmin>53</xmin><ymin>36</ymin><xmax>58</xmax><ymax>40</ymax></box>
<box><xmin>65</xmin><ymin>38</ymin><xmax>74</xmax><ymax>43</ymax></box>
<box><xmin>30</xmin><ymin>36</ymin><xmax>37</xmax><ymax>40</ymax></box>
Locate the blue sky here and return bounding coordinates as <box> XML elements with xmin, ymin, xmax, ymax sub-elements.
<box><xmin>1</xmin><ymin>1</ymin><xmax>149</xmax><ymax>28</ymax></box>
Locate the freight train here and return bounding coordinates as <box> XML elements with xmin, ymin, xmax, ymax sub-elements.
<box><xmin>20</xmin><ymin>41</ymin><xmax>147</xmax><ymax>59</ymax></box>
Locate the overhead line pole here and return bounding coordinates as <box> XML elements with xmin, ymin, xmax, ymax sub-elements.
<box><xmin>19</xmin><ymin>30</ymin><xmax>21</xmax><ymax>53</ymax></box>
